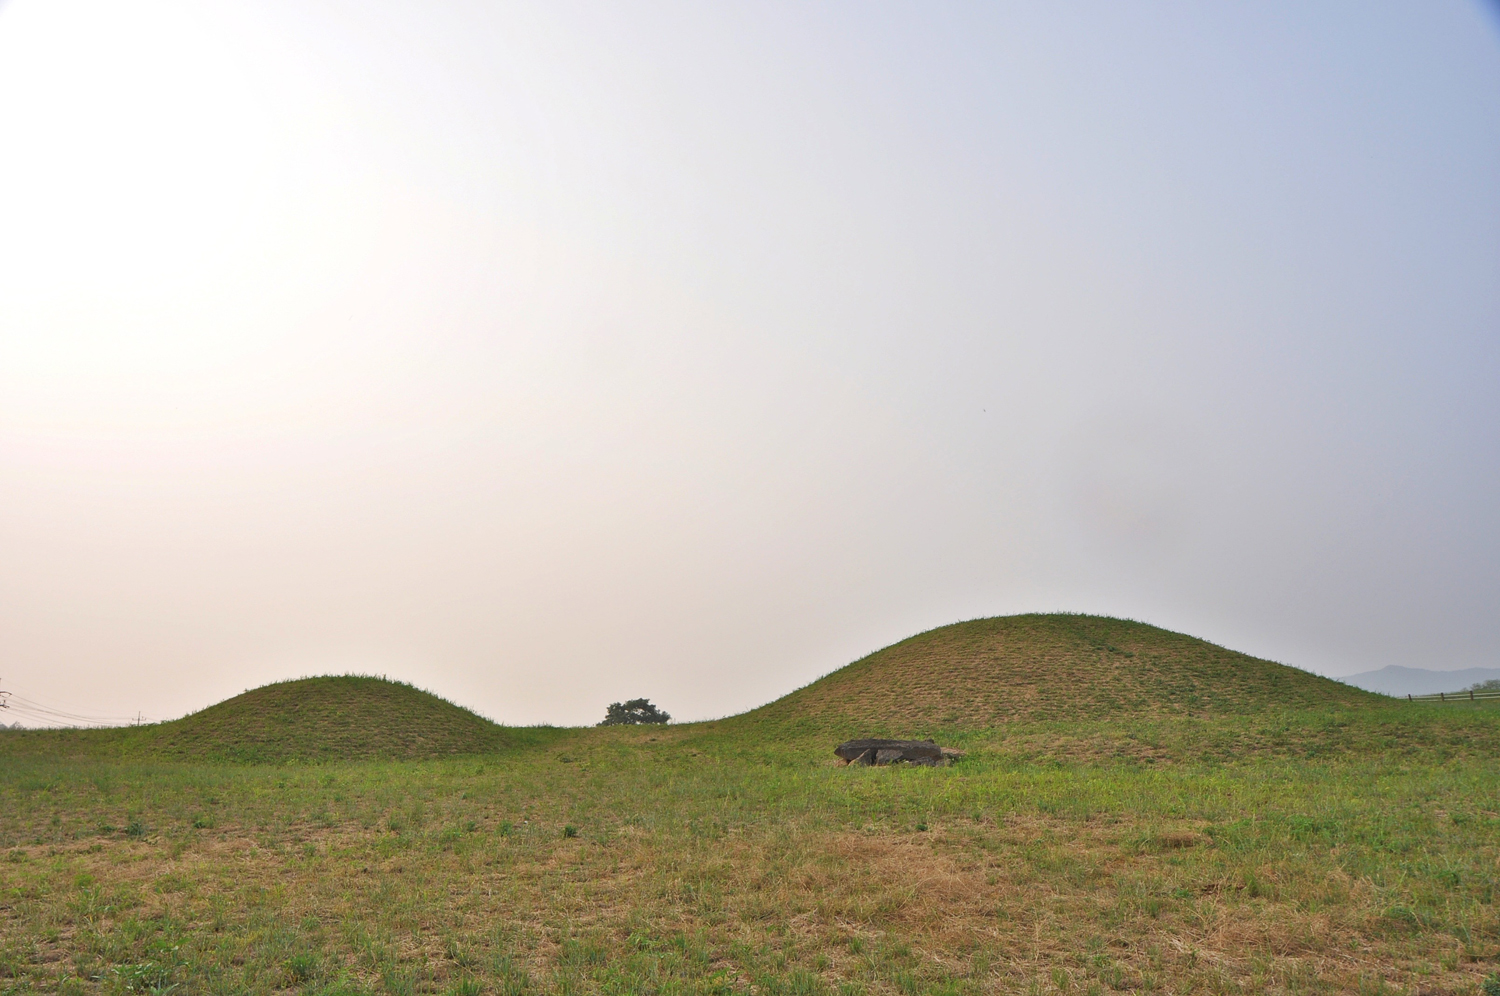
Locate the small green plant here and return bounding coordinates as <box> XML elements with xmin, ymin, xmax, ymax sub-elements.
<box><xmin>563</xmin><ymin>824</ymin><xmax>579</xmax><ymax>839</ymax></box>
<box><xmin>125</xmin><ymin>819</ymin><xmax>147</xmax><ymax>839</ymax></box>
<box><xmin>153</xmin><ymin>873</ymin><xmax>189</xmax><ymax>894</ymax></box>
<box><xmin>1482</xmin><ymin>972</ymin><xmax>1500</xmax><ymax>996</ymax></box>
<box><xmin>112</xmin><ymin>960</ymin><xmax>175</xmax><ymax>993</ymax></box>
<box><xmin>445</xmin><ymin>939</ymin><xmax>480</xmax><ymax>969</ymax></box>
<box><xmin>285</xmin><ymin>953</ymin><xmax>317</xmax><ymax>983</ymax></box>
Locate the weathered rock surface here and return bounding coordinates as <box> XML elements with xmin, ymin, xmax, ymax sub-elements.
<box><xmin>834</xmin><ymin>738</ymin><xmax>945</xmax><ymax>766</ymax></box>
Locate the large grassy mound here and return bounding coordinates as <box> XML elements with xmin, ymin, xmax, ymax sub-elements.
<box><xmin>733</xmin><ymin>613</ymin><xmax>1378</xmax><ymax>737</ymax></box>
<box><xmin>0</xmin><ymin>676</ymin><xmax>540</xmax><ymax>763</ymax></box>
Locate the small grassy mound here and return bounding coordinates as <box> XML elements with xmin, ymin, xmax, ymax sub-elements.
<box><xmin>732</xmin><ymin>613</ymin><xmax>1380</xmax><ymax>739</ymax></box>
<box><xmin>0</xmin><ymin>676</ymin><xmax>542</xmax><ymax>763</ymax></box>
<box><xmin>144</xmin><ymin>676</ymin><xmax>519</xmax><ymax>762</ymax></box>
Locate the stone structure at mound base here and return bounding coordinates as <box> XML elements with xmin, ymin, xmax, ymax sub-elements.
<box><xmin>834</xmin><ymin>738</ymin><xmax>962</xmax><ymax>766</ymax></box>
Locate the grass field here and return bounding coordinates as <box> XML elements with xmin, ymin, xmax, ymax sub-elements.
<box><xmin>2</xmin><ymin>616</ymin><xmax>1498</xmax><ymax>995</ymax></box>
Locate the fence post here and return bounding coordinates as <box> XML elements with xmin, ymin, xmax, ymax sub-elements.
<box><xmin>1441</xmin><ymin>691</ymin><xmax>1445</xmax><ymax>702</ymax></box>
<box><xmin>1472</xmin><ymin>689</ymin><xmax>1476</xmax><ymax>701</ymax></box>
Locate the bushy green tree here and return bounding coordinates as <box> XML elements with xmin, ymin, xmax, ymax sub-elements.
<box><xmin>598</xmin><ymin>698</ymin><xmax>670</xmax><ymax>726</ymax></box>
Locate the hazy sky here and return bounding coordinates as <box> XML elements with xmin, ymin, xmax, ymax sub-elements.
<box><xmin>1</xmin><ymin>1</ymin><xmax>1497</xmax><ymax>727</ymax></box>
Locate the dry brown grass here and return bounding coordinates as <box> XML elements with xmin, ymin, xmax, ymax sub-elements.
<box><xmin>4</xmin><ymin>801</ymin><xmax>1492</xmax><ymax>995</ymax></box>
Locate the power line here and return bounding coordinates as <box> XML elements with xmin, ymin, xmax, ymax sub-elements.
<box><xmin>0</xmin><ymin>690</ymin><xmax>151</xmax><ymax>728</ymax></box>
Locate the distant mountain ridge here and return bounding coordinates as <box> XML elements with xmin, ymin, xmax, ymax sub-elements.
<box><xmin>1334</xmin><ymin>665</ymin><xmax>1500</xmax><ymax>698</ymax></box>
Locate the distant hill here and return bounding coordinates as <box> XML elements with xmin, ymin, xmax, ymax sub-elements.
<box><xmin>1334</xmin><ymin>665</ymin><xmax>1500</xmax><ymax>698</ymax></box>
<box><xmin>731</xmin><ymin>613</ymin><xmax>1379</xmax><ymax>737</ymax></box>
<box><xmin>0</xmin><ymin>676</ymin><xmax>550</xmax><ymax>763</ymax></box>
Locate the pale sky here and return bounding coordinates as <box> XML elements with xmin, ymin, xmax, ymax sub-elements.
<box><xmin>1</xmin><ymin>1</ymin><xmax>1497</xmax><ymax>728</ymax></box>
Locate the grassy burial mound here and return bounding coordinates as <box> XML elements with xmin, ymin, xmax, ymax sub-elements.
<box><xmin>737</xmin><ymin>613</ymin><xmax>1379</xmax><ymax>736</ymax></box>
<box><xmin>144</xmin><ymin>676</ymin><xmax>520</xmax><ymax>762</ymax></box>
<box><xmin>0</xmin><ymin>676</ymin><xmax>534</xmax><ymax>764</ymax></box>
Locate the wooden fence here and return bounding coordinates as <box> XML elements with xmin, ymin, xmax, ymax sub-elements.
<box><xmin>1405</xmin><ymin>688</ymin><xmax>1500</xmax><ymax>703</ymax></box>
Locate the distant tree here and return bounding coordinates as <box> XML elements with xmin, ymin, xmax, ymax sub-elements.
<box><xmin>598</xmin><ymin>698</ymin><xmax>671</xmax><ymax>726</ymax></box>
<box><xmin>1469</xmin><ymin>679</ymin><xmax>1500</xmax><ymax>692</ymax></box>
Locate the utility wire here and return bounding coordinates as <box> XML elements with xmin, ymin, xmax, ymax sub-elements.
<box><xmin>2</xmin><ymin>692</ymin><xmax>152</xmax><ymax>728</ymax></box>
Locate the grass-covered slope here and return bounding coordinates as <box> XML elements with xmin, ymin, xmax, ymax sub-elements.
<box><xmin>0</xmin><ymin>676</ymin><xmax>547</xmax><ymax>763</ymax></box>
<box><xmin>734</xmin><ymin>613</ymin><xmax>1378</xmax><ymax>737</ymax></box>
<box><xmin>143</xmin><ymin>676</ymin><xmax>522</xmax><ymax>762</ymax></box>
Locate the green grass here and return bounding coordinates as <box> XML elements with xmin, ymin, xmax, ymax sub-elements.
<box><xmin>5</xmin><ymin>706</ymin><xmax>1499</xmax><ymax>994</ymax></box>
<box><xmin>1</xmin><ymin>616</ymin><xmax>1496</xmax><ymax>994</ymax></box>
